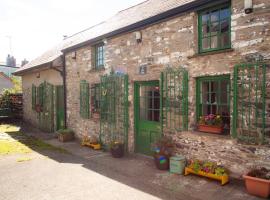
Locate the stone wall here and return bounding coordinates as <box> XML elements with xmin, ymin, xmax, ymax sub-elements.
<box><xmin>21</xmin><ymin>67</ymin><xmax>63</xmax><ymax>128</ymax></box>
<box><xmin>65</xmin><ymin>0</ymin><xmax>270</xmax><ymax>176</ymax></box>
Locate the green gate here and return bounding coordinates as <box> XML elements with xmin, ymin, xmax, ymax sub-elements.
<box><xmin>56</xmin><ymin>85</ymin><xmax>65</xmax><ymax>130</ymax></box>
<box><xmin>38</xmin><ymin>81</ymin><xmax>54</xmax><ymax>132</ymax></box>
<box><xmin>233</xmin><ymin>63</ymin><xmax>269</xmax><ymax>144</ymax></box>
<box><xmin>161</xmin><ymin>67</ymin><xmax>189</xmax><ymax>132</ymax></box>
<box><xmin>99</xmin><ymin>73</ymin><xmax>129</xmax><ymax>151</ymax></box>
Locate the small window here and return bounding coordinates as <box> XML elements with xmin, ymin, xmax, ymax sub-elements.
<box><xmin>198</xmin><ymin>5</ymin><xmax>231</xmax><ymax>53</ymax></box>
<box><xmin>94</xmin><ymin>43</ymin><xmax>104</xmax><ymax>69</ymax></box>
<box><xmin>90</xmin><ymin>84</ymin><xmax>100</xmax><ymax>114</ymax></box>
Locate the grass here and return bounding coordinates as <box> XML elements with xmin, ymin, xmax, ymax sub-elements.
<box><xmin>0</xmin><ymin>124</ymin><xmax>68</xmax><ymax>155</ymax></box>
<box><xmin>17</xmin><ymin>157</ymin><xmax>32</xmax><ymax>162</ymax></box>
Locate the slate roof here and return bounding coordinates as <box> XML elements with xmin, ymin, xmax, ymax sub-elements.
<box><xmin>14</xmin><ymin>43</ymin><xmax>63</xmax><ymax>75</ymax></box>
<box><xmin>62</xmin><ymin>0</ymin><xmax>196</xmax><ymax>51</ymax></box>
<box><xmin>15</xmin><ymin>0</ymin><xmax>204</xmax><ymax>75</ymax></box>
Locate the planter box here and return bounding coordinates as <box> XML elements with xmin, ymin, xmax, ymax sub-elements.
<box><xmin>184</xmin><ymin>167</ymin><xmax>229</xmax><ymax>185</ymax></box>
<box><xmin>198</xmin><ymin>124</ymin><xmax>223</xmax><ymax>134</ymax></box>
<box><xmin>58</xmin><ymin>133</ymin><xmax>74</xmax><ymax>142</ymax></box>
<box><xmin>243</xmin><ymin>175</ymin><xmax>270</xmax><ymax>198</ymax></box>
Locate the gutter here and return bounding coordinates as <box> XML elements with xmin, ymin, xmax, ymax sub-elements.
<box><xmin>63</xmin><ymin>53</ymin><xmax>67</xmax><ymax>129</ymax></box>
<box><xmin>62</xmin><ymin>0</ymin><xmax>229</xmax><ymax>53</ymax></box>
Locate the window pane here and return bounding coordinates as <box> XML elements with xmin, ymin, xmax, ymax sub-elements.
<box><xmin>210</xmin><ymin>10</ymin><xmax>219</xmax><ymax>22</ymax></box>
<box><xmin>220</xmin><ymin>33</ymin><xmax>230</xmax><ymax>47</ymax></box>
<box><xmin>202</xmin><ymin>24</ymin><xmax>210</xmax><ymax>36</ymax></box>
<box><xmin>202</xmin><ymin>13</ymin><xmax>209</xmax><ymax>24</ymax></box>
<box><xmin>221</xmin><ymin>20</ymin><xmax>229</xmax><ymax>33</ymax></box>
<box><xmin>202</xmin><ymin>38</ymin><xmax>210</xmax><ymax>49</ymax></box>
<box><xmin>210</xmin><ymin>22</ymin><xmax>219</xmax><ymax>35</ymax></box>
<box><xmin>220</xmin><ymin>8</ymin><xmax>230</xmax><ymax>20</ymax></box>
<box><xmin>211</xmin><ymin>36</ymin><xmax>218</xmax><ymax>48</ymax></box>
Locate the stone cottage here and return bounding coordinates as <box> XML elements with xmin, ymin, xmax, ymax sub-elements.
<box><xmin>61</xmin><ymin>0</ymin><xmax>270</xmax><ymax>177</ymax></box>
<box><xmin>14</xmin><ymin>44</ymin><xmax>65</xmax><ymax>132</ymax></box>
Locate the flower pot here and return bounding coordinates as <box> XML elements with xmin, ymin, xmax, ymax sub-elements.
<box><xmin>110</xmin><ymin>144</ymin><xmax>124</xmax><ymax>158</ymax></box>
<box><xmin>154</xmin><ymin>154</ymin><xmax>169</xmax><ymax>170</ymax></box>
<box><xmin>243</xmin><ymin>175</ymin><xmax>270</xmax><ymax>198</ymax></box>
<box><xmin>198</xmin><ymin>124</ymin><xmax>223</xmax><ymax>134</ymax></box>
<box><xmin>58</xmin><ymin>132</ymin><xmax>74</xmax><ymax>142</ymax></box>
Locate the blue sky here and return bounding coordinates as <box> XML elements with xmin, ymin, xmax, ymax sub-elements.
<box><xmin>0</xmin><ymin>0</ymin><xmax>144</xmax><ymax>65</ymax></box>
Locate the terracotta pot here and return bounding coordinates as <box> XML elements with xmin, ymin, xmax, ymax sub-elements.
<box><xmin>154</xmin><ymin>154</ymin><xmax>169</xmax><ymax>170</ymax></box>
<box><xmin>110</xmin><ymin>144</ymin><xmax>124</xmax><ymax>158</ymax></box>
<box><xmin>58</xmin><ymin>132</ymin><xmax>74</xmax><ymax>142</ymax></box>
<box><xmin>243</xmin><ymin>175</ymin><xmax>270</xmax><ymax>198</ymax></box>
<box><xmin>198</xmin><ymin>124</ymin><xmax>223</xmax><ymax>134</ymax></box>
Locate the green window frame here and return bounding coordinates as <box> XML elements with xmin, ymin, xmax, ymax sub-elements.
<box><xmin>198</xmin><ymin>4</ymin><xmax>231</xmax><ymax>53</ymax></box>
<box><xmin>90</xmin><ymin>83</ymin><xmax>100</xmax><ymax>114</ymax></box>
<box><xmin>80</xmin><ymin>80</ymin><xmax>90</xmax><ymax>119</ymax></box>
<box><xmin>95</xmin><ymin>43</ymin><xmax>104</xmax><ymax>69</ymax></box>
<box><xmin>196</xmin><ymin>75</ymin><xmax>231</xmax><ymax>130</ymax></box>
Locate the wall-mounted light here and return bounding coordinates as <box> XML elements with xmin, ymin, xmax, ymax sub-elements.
<box><xmin>244</xmin><ymin>0</ymin><xmax>253</xmax><ymax>14</ymax></box>
<box><xmin>102</xmin><ymin>38</ymin><xmax>108</xmax><ymax>44</ymax></box>
<box><xmin>71</xmin><ymin>51</ymin><xmax>76</xmax><ymax>59</ymax></box>
<box><xmin>135</xmin><ymin>31</ymin><xmax>142</xmax><ymax>43</ymax></box>
<box><xmin>36</xmin><ymin>72</ymin><xmax>40</xmax><ymax>78</ymax></box>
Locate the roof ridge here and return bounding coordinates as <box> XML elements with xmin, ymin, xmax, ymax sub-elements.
<box><xmin>64</xmin><ymin>21</ymin><xmax>106</xmax><ymax>40</ymax></box>
<box><xmin>118</xmin><ymin>0</ymin><xmax>149</xmax><ymax>13</ymax></box>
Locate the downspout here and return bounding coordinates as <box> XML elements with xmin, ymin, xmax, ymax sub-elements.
<box><xmin>63</xmin><ymin>54</ymin><xmax>67</xmax><ymax>129</ymax></box>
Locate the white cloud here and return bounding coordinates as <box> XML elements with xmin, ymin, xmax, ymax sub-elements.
<box><xmin>0</xmin><ymin>0</ymin><xmax>144</xmax><ymax>64</ymax></box>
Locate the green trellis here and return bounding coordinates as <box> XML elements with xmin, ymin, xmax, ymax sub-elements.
<box><xmin>37</xmin><ymin>81</ymin><xmax>54</xmax><ymax>133</ymax></box>
<box><xmin>99</xmin><ymin>73</ymin><xmax>129</xmax><ymax>151</ymax></box>
<box><xmin>161</xmin><ymin>67</ymin><xmax>189</xmax><ymax>132</ymax></box>
<box><xmin>233</xmin><ymin>63</ymin><xmax>268</xmax><ymax>144</ymax></box>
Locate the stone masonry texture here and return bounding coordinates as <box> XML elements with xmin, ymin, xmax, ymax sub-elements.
<box><xmin>64</xmin><ymin>0</ymin><xmax>270</xmax><ymax>177</ymax></box>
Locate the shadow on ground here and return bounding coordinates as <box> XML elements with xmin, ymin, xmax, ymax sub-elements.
<box><xmin>1</xmin><ymin>120</ymin><xmax>262</xmax><ymax>200</ymax></box>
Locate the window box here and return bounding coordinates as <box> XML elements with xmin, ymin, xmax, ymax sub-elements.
<box><xmin>198</xmin><ymin>124</ymin><xmax>223</xmax><ymax>134</ymax></box>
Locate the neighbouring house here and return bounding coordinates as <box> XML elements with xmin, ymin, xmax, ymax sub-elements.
<box><xmin>13</xmin><ymin>44</ymin><xmax>65</xmax><ymax>132</ymax></box>
<box><xmin>19</xmin><ymin>0</ymin><xmax>270</xmax><ymax>177</ymax></box>
<box><xmin>0</xmin><ymin>72</ymin><xmax>14</xmax><ymax>93</ymax></box>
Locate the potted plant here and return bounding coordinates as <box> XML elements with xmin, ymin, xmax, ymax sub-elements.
<box><xmin>198</xmin><ymin>114</ymin><xmax>223</xmax><ymax>134</ymax></box>
<box><xmin>185</xmin><ymin>159</ymin><xmax>229</xmax><ymax>185</ymax></box>
<box><xmin>243</xmin><ymin>167</ymin><xmax>270</xmax><ymax>198</ymax></box>
<box><xmin>110</xmin><ymin>141</ymin><xmax>124</xmax><ymax>158</ymax></box>
<box><xmin>152</xmin><ymin>136</ymin><xmax>175</xmax><ymax>170</ymax></box>
<box><xmin>57</xmin><ymin>129</ymin><xmax>74</xmax><ymax>142</ymax></box>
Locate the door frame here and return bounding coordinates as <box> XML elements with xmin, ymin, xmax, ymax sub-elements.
<box><xmin>134</xmin><ymin>80</ymin><xmax>162</xmax><ymax>154</ymax></box>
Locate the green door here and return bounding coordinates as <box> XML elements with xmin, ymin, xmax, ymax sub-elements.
<box><xmin>56</xmin><ymin>85</ymin><xmax>65</xmax><ymax>130</ymax></box>
<box><xmin>135</xmin><ymin>81</ymin><xmax>161</xmax><ymax>155</ymax></box>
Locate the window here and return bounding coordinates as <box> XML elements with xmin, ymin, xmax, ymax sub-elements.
<box><xmin>94</xmin><ymin>43</ymin><xmax>104</xmax><ymax>69</ymax></box>
<box><xmin>197</xmin><ymin>76</ymin><xmax>230</xmax><ymax>132</ymax></box>
<box><xmin>90</xmin><ymin>84</ymin><xmax>100</xmax><ymax>114</ymax></box>
<box><xmin>198</xmin><ymin>5</ymin><xmax>231</xmax><ymax>53</ymax></box>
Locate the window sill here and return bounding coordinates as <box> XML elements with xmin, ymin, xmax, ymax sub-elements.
<box><xmin>88</xmin><ymin>68</ymin><xmax>105</xmax><ymax>73</ymax></box>
<box><xmin>188</xmin><ymin>48</ymin><xmax>234</xmax><ymax>59</ymax></box>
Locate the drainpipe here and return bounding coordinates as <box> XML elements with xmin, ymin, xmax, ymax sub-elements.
<box><xmin>63</xmin><ymin>54</ymin><xmax>67</xmax><ymax>129</ymax></box>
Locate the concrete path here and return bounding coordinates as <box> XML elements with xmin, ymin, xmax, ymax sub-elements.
<box><xmin>0</xmin><ymin>123</ymin><xmax>263</xmax><ymax>200</ymax></box>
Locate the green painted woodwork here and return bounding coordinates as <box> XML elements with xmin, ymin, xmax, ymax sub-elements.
<box><xmin>80</xmin><ymin>80</ymin><xmax>90</xmax><ymax>119</ymax></box>
<box><xmin>56</xmin><ymin>85</ymin><xmax>65</xmax><ymax>130</ymax></box>
<box><xmin>32</xmin><ymin>84</ymin><xmax>36</xmax><ymax>110</ymax></box>
<box><xmin>134</xmin><ymin>81</ymin><xmax>161</xmax><ymax>155</ymax></box>
<box><xmin>198</xmin><ymin>3</ymin><xmax>231</xmax><ymax>53</ymax></box>
<box><xmin>196</xmin><ymin>75</ymin><xmax>230</xmax><ymax>131</ymax></box>
<box><xmin>38</xmin><ymin>81</ymin><xmax>54</xmax><ymax>133</ymax></box>
<box><xmin>232</xmin><ymin>63</ymin><xmax>267</xmax><ymax>144</ymax></box>
<box><xmin>161</xmin><ymin>68</ymin><xmax>189</xmax><ymax>132</ymax></box>
<box><xmin>100</xmin><ymin>74</ymin><xmax>129</xmax><ymax>151</ymax></box>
